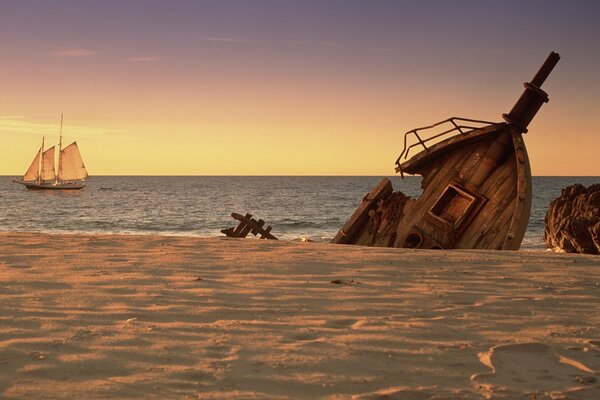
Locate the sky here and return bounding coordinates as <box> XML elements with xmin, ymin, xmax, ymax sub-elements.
<box><xmin>1</xmin><ymin>0</ymin><xmax>599</xmax><ymax>176</ymax></box>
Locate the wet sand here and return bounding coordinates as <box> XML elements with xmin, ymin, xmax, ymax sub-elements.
<box><xmin>0</xmin><ymin>232</ymin><xmax>599</xmax><ymax>399</ymax></box>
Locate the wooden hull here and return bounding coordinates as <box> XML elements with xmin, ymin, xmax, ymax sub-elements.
<box><xmin>333</xmin><ymin>124</ymin><xmax>532</xmax><ymax>250</ymax></box>
<box><xmin>332</xmin><ymin>52</ymin><xmax>560</xmax><ymax>251</ymax></box>
<box><xmin>14</xmin><ymin>180</ymin><xmax>85</xmax><ymax>190</ymax></box>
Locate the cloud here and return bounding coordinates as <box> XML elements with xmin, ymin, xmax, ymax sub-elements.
<box><xmin>200</xmin><ymin>36</ymin><xmax>347</xmax><ymax>48</ymax></box>
<box><xmin>200</xmin><ymin>36</ymin><xmax>256</xmax><ymax>43</ymax></box>
<box><xmin>198</xmin><ymin>35</ymin><xmax>406</xmax><ymax>54</ymax></box>
<box><xmin>198</xmin><ymin>36</ymin><xmax>367</xmax><ymax>51</ymax></box>
<box><xmin>126</xmin><ymin>56</ymin><xmax>162</xmax><ymax>62</ymax></box>
<box><xmin>0</xmin><ymin>116</ymin><xmax>130</xmax><ymax>140</ymax></box>
<box><xmin>372</xmin><ymin>47</ymin><xmax>404</xmax><ymax>52</ymax></box>
<box><xmin>50</xmin><ymin>47</ymin><xmax>99</xmax><ymax>57</ymax></box>
<box><xmin>284</xmin><ymin>39</ymin><xmax>348</xmax><ymax>49</ymax></box>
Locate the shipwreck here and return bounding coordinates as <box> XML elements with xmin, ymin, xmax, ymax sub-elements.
<box><xmin>332</xmin><ymin>52</ymin><xmax>560</xmax><ymax>250</ymax></box>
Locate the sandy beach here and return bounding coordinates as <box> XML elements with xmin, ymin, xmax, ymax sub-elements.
<box><xmin>0</xmin><ymin>232</ymin><xmax>599</xmax><ymax>399</ymax></box>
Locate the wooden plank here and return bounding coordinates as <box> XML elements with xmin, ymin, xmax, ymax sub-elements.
<box><xmin>250</xmin><ymin>219</ymin><xmax>266</xmax><ymax>236</ymax></box>
<box><xmin>400</xmin><ymin>122</ymin><xmax>506</xmax><ymax>175</ymax></box>
<box><xmin>460</xmin><ymin>158</ymin><xmax>517</xmax><ymax>248</ymax></box>
<box><xmin>232</xmin><ymin>213</ymin><xmax>252</xmax><ymax>235</ymax></box>
<box><xmin>458</xmin><ymin>163</ymin><xmax>514</xmax><ymax>248</ymax></box>
<box><xmin>479</xmin><ymin>192</ymin><xmax>518</xmax><ymax>249</ymax></box>
<box><xmin>230</xmin><ymin>213</ymin><xmax>278</xmax><ymax>240</ymax></box>
<box><xmin>393</xmin><ymin>138</ymin><xmax>494</xmax><ymax>247</ymax></box>
<box><xmin>419</xmin><ymin>162</ymin><xmax>442</xmax><ymax>190</ymax></box>
<box><xmin>332</xmin><ymin>178</ymin><xmax>393</xmax><ymax>244</ymax></box>
<box><xmin>371</xmin><ymin>194</ymin><xmax>412</xmax><ymax>247</ymax></box>
<box><xmin>222</xmin><ymin>213</ymin><xmax>278</xmax><ymax>240</ymax></box>
<box><xmin>502</xmin><ymin>131</ymin><xmax>532</xmax><ymax>250</ymax></box>
<box><xmin>458</xmin><ymin>137</ymin><xmax>498</xmax><ymax>185</ymax></box>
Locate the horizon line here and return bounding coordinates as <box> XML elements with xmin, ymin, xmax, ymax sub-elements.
<box><xmin>2</xmin><ymin>174</ymin><xmax>599</xmax><ymax>178</ymax></box>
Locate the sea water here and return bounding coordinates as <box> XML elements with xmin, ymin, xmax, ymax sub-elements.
<box><xmin>0</xmin><ymin>176</ymin><xmax>597</xmax><ymax>251</ymax></box>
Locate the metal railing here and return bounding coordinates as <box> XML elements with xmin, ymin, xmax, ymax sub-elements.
<box><xmin>394</xmin><ymin>117</ymin><xmax>495</xmax><ymax>177</ymax></box>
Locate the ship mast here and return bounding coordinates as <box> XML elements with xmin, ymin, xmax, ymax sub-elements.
<box><xmin>57</xmin><ymin>113</ymin><xmax>63</xmax><ymax>183</ymax></box>
<box><xmin>39</xmin><ymin>136</ymin><xmax>45</xmax><ymax>184</ymax></box>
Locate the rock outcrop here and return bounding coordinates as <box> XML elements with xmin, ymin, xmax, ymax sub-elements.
<box><xmin>544</xmin><ymin>184</ymin><xmax>600</xmax><ymax>254</ymax></box>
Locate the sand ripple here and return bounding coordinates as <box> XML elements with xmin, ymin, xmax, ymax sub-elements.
<box><xmin>0</xmin><ymin>232</ymin><xmax>599</xmax><ymax>399</ymax></box>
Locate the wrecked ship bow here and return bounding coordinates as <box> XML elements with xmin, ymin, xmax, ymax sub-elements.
<box><xmin>332</xmin><ymin>52</ymin><xmax>560</xmax><ymax>250</ymax></box>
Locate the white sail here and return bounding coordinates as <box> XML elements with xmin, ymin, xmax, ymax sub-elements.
<box><xmin>59</xmin><ymin>142</ymin><xmax>88</xmax><ymax>180</ymax></box>
<box><xmin>23</xmin><ymin>148</ymin><xmax>41</xmax><ymax>182</ymax></box>
<box><xmin>41</xmin><ymin>146</ymin><xmax>56</xmax><ymax>181</ymax></box>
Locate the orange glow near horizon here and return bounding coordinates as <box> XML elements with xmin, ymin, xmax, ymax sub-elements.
<box><xmin>2</xmin><ymin>1</ymin><xmax>600</xmax><ymax>176</ymax></box>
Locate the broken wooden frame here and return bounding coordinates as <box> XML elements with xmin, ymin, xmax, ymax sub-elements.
<box><xmin>221</xmin><ymin>213</ymin><xmax>278</xmax><ymax>240</ymax></box>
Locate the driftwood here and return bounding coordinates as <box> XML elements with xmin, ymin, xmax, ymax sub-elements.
<box><xmin>221</xmin><ymin>213</ymin><xmax>278</xmax><ymax>240</ymax></box>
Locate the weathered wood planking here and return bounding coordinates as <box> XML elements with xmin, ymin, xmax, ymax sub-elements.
<box><xmin>503</xmin><ymin>130</ymin><xmax>532</xmax><ymax>250</ymax></box>
<box><xmin>332</xmin><ymin>178</ymin><xmax>393</xmax><ymax>244</ymax></box>
<box><xmin>332</xmin><ymin>52</ymin><xmax>559</xmax><ymax>251</ymax></box>
<box><xmin>221</xmin><ymin>213</ymin><xmax>278</xmax><ymax>240</ymax></box>
<box><xmin>335</xmin><ymin>125</ymin><xmax>529</xmax><ymax>250</ymax></box>
<box><xmin>459</xmin><ymin>155</ymin><xmax>517</xmax><ymax>249</ymax></box>
<box><xmin>392</xmin><ymin>135</ymin><xmax>502</xmax><ymax>248</ymax></box>
<box><xmin>401</xmin><ymin>123</ymin><xmax>507</xmax><ymax>175</ymax></box>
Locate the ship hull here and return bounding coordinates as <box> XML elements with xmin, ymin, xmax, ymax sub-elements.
<box><xmin>332</xmin><ymin>124</ymin><xmax>532</xmax><ymax>250</ymax></box>
<box><xmin>14</xmin><ymin>180</ymin><xmax>85</xmax><ymax>190</ymax></box>
<box><xmin>332</xmin><ymin>53</ymin><xmax>559</xmax><ymax>251</ymax></box>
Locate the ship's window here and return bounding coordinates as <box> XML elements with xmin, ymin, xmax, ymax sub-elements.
<box><xmin>428</xmin><ymin>183</ymin><xmax>478</xmax><ymax>229</ymax></box>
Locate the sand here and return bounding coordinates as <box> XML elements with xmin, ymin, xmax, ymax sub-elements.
<box><xmin>0</xmin><ymin>232</ymin><xmax>599</xmax><ymax>399</ymax></box>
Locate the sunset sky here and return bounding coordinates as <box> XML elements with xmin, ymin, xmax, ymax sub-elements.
<box><xmin>1</xmin><ymin>0</ymin><xmax>599</xmax><ymax>176</ymax></box>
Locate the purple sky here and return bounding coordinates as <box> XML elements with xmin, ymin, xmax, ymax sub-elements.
<box><xmin>1</xmin><ymin>0</ymin><xmax>599</xmax><ymax>175</ymax></box>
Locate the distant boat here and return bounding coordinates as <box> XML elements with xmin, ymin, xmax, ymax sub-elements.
<box><xmin>14</xmin><ymin>114</ymin><xmax>88</xmax><ymax>190</ymax></box>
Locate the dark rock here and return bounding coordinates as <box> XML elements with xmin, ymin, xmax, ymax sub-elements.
<box><xmin>544</xmin><ymin>184</ymin><xmax>600</xmax><ymax>254</ymax></box>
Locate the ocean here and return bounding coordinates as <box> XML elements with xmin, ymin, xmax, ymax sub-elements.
<box><xmin>1</xmin><ymin>176</ymin><xmax>597</xmax><ymax>251</ymax></box>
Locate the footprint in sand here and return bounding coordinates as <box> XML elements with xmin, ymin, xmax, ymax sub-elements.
<box><xmin>204</xmin><ymin>344</ymin><xmax>237</xmax><ymax>361</ymax></box>
<box><xmin>353</xmin><ymin>386</ymin><xmax>439</xmax><ymax>399</ymax></box>
<box><xmin>290</xmin><ymin>332</ymin><xmax>322</xmax><ymax>342</ymax></box>
<box><xmin>324</xmin><ymin>318</ymin><xmax>358</xmax><ymax>329</ymax></box>
<box><xmin>588</xmin><ymin>339</ymin><xmax>600</xmax><ymax>349</ymax></box>
<box><xmin>471</xmin><ymin>342</ymin><xmax>598</xmax><ymax>396</ymax></box>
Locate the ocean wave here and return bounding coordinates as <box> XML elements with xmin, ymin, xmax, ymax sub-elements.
<box><xmin>3</xmin><ymin>176</ymin><xmax>593</xmax><ymax>251</ymax></box>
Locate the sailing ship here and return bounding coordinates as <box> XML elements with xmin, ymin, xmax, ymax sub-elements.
<box><xmin>14</xmin><ymin>115</ymin><xmax>88</xmax><ymax>190</ymax></box>
<box><xmin>332</xmin><ymin>52</ymin><xmax>560</xmax><ymax>250</ymax></box>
